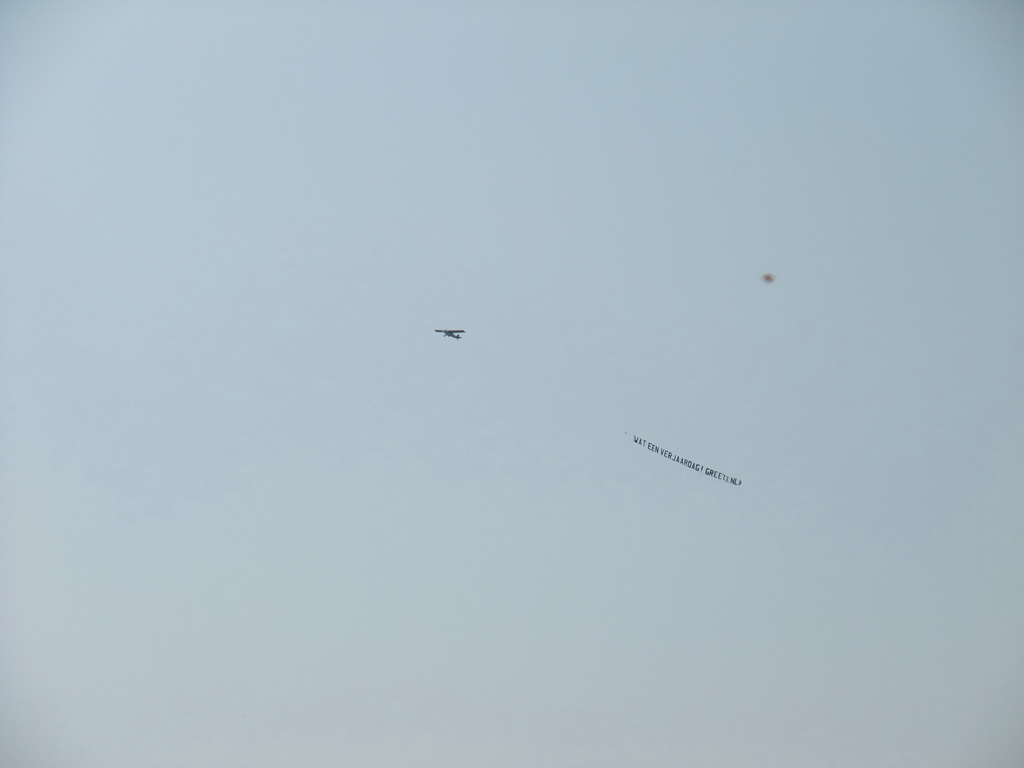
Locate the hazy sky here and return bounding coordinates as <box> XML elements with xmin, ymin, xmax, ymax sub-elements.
<box><xmin>2</xmin><ymin>3</ymin><xmax>1024</xmax><ymax>767</ymax></box>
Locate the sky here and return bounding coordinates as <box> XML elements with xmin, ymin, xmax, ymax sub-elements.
<box><xmin>2</xmin><ymin>3</ymin><xmax>1023</xmax><ymax>767</ymax></box>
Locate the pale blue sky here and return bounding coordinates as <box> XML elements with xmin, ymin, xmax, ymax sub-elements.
<box><xmin>2</xmin><ymin>3</ymin><xmax>1024</xmax><ymax>767</ymax></box>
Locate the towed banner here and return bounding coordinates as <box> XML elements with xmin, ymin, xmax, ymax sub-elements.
<box><xmin>632</xmin><ymin>435</ymin><xmax>742</xmax><ymax>486</ymax></box>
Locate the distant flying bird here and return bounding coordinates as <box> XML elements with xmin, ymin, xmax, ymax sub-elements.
<box><xmin>762</xmin><ymin>273</ymin><xmax>775</xmax><ymax>283</ymax></box>
<box><xmin>434</xmin><ymin>329</ymin><xmax>465</xmax><ymax>339</ymax></box>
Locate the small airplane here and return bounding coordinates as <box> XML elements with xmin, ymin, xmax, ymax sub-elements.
<box><xmin>434</xmin><ymin>329</ymin><xmax>465</xmax><ymax>339</ymax></box>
